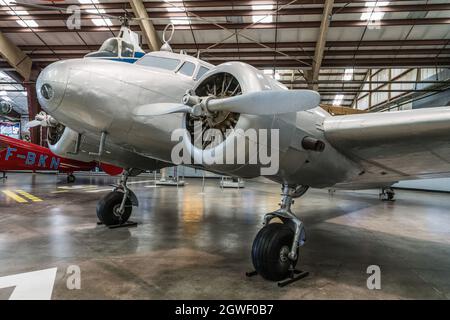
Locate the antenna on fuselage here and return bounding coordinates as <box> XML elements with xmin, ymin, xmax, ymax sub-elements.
<box><xmin>160</xmin><ymin>24</ymin><xmax>175</xmax><ymax>53</ymax></box>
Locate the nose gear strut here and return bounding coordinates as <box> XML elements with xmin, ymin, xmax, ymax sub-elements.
<box><xmin>96</xmin><ymin>168</ymin><xmax>139</xmax><ymax>229</ymax></box>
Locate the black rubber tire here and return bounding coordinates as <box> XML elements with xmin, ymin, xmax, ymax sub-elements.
<box><xmin>251</xmin><ymin>223</ymin><xmax>298</xmax><ymax>281</ymax></box>
<box><xmin>67</xmin><ymin>174</ymin><xmax>76</xmax><ymax>183</ymax></box>
<box><xmin>96</xmin><ymin>191</ymin><xmax>132</xmax><ymax>226</ymax></box>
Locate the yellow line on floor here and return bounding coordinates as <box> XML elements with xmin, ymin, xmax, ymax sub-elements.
<box><xmin>1</xmin><ymin>190</ymin><xmax>28</xmax><ymax>203</ymax></box>
<box><xmin>16</xmin><ymin>190</ymin><xmax>43</xmax><ymax>202</ymax></box>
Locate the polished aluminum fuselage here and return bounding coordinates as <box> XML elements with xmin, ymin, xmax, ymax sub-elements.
<box><xmin>36</xmin><ymin>54</ymin><xmax>359</xmax><ymax>188</ymax></box>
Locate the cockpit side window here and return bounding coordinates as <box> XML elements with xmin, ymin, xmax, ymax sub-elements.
<box><xmin>121</xmin><ymin>41</ymin><xmax>134</xmax><ymax>57</ymax></box>
<box><xmin>196</xmin><ymin>66</ymin><xmax>210</xmax><ymax>80</ymax></box>
<box><xmin>137</xmin><ymin>56</ymin><xmax>181</xmax><ymax>71</ymax></box>
<box><xmin>178</xmin><ymin>61</ymin><xmax>196</xmax><ymax>77</ymax></box>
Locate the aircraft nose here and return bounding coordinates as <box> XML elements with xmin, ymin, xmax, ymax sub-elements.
<box><xmin>36</xmin><ymin>60</ymin><xmax>69</xmax><ymax>113</ymax></box>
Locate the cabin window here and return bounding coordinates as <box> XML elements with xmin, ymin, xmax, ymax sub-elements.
<box><xmin>178</xmin><ymin>61</ymin><xmax>196</xmax><ymax>77</ymax></box>
<box><xmin>121</xmin><ymin>41</ymin><xmax>134</xmax><ymax>57</ymax></box>
<box><xmin>137</xmin><ymin>56</ymin><xmax>181</xmax><ymax>71</ymax></box>
<box><xmin>196</xmin><ymin>66</ymin><xmax>210</xmax><ymax>80</ymax></box>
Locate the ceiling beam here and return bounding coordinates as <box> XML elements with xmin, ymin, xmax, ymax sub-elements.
<box><xmin>201</xmin><ymin>58</ymin><xmax>450</xmax><ymax>68</ymax></box>
<box><xmin>2</xmin><ymin>18</ymin><xmax>450</xmax><ymax>33</ymax></box>
<box><xmin>0</xmin><ymin>0</ymin><xmax>423</xmax><ymax>11</ymax></box>
<box><xmin>16</xmin><ymin>39</ymin><xmax>450</xmax><ymax>51</ymax></box>
<box><xmin>308</xmin><ymin>0</ymin><xmax>334</xmax><ymax>90</ymax></box>
<box><xmin>1</xmin><ymin>4</ymin><xmax>448</xmax><ymax>20</ymax></box>
<box><xmin>0</xmin><ymin>31</ymin><xmax>32</xmax><ymax>81</ymax></box>
<box><xmin>19</xmin><ymin>48</ymin><xmax>450</xmax><ymax>60</ymax></box>
<box><xmin>129</xmin><ymin>0</ymin><xmax>161</xmax><ymax>51</ymax></box>
<box><xmin>3</xmin><ymin>58</ymin><xmax>448</xmax><ymax>71</ymax></box>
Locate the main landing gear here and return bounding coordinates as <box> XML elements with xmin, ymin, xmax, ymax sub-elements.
<box><xmin>67</xmin><ymin>173</ymin><xmax>76</xmax><ymax>183</ymax></box>
<box><xmin>96</xmin><ymin>169</ymin><xmax>139</xmax><ymax>228</ymax></box>
<box><xmin>379</xmin><ymin>187</ymin><xmax>395</xmax><ymax>201</ymax></box>
<box><xmin>248</xmin><ymin>184</ymin><xmax>309</xmax><ymax>286</ymax></box>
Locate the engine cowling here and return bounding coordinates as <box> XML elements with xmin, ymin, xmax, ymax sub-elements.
<box><xmin>182</xmin><ymin>62</ymin><xmax>284</xmax><ymax>178</ymax></box>
<box><xmin>47</xmin><ymin>125</ymin><xmax>93</xmax><ymax>163</ymax></box>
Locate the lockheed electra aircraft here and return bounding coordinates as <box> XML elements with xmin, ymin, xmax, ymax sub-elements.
<box><xmin>33</xmin><ymin>43</ymin><xmax>450</xmax><ymax>282</ymax></box>
<box><xmin>0</xmin><ymin>134</ymin><xmax>122</xmax><ymax>182</ymax></box>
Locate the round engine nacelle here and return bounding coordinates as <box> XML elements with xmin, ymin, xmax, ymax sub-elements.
<box><xmin>182</xmin><ymin>62</ymin><xmax>283</xmax><ymax>177</ymax></box>
<box><xmin>0</xmin><ymin>100</ymin><xmax>13</xmax><ymax>115</ymax></box>
<box><xmin>47</xmin><ymin>125</ymin><xmax>93</xmax><ymax>162</ymax></box>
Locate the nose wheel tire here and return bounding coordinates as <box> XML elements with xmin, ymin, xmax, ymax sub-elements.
<box><xmin>251</xmin><ymin>223</ymin><xmax>299</xmax><ymax>281</ymax></box>
<box><xmin>96</xmin><ymin>191</ymin><xmax>132</xmax><ymax>226</ymax></box>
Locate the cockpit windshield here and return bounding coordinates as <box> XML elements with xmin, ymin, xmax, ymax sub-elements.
<box><xmin>85</xmin><ymin>38</ymin><xmax>119</xmax><ymax>58</ymax></box>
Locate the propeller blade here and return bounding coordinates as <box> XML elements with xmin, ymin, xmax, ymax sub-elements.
<box><xmin>26</xmin><ymin>112</ymin><xmax>59</xmax><ymax>129</ymax></box>
<box><xmin>26</xmin><ymin>120</ymin><xmax>43</xmax><ymax>129</ymax></box>
<box><xmin>206</xmin><ymin>90</ymin><xmax>321</xmax><ymax>115</ymax></box>
<box><xmin>134</xmin><ymin>103</ymin><xmax>192</xmax><ymax>117</ymax></box>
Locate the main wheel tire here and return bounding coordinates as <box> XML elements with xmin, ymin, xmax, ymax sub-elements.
<box><xmin>387</xmin><ymin>192</ymin><xmax>395</xmax><ymax>201</ymax></box>
<box><xmin>96</xmin><ymin>191</ymin><xmax>132</xmax><ymax>226</ymax></box>
<box><xmin>251</xmin><ymin>223</ymin><xmax>298</xmax><ymax>281</ymax></box>
<box><xmin>67</xmin><ymin>174</ymin><xmax>76</xmax><ymax>183</ymax></box>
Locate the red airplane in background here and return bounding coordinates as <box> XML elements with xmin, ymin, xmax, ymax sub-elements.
<box><xmin>0</xmin><ymin>134</ymin><xmax>122</xmax><ymax>182</ymax></box>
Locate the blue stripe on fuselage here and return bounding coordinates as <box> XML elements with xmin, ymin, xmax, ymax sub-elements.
<box><xmin>105</xmin><ymin>57</ymin><xmax>139</xmax><ymax>64</ymax></box>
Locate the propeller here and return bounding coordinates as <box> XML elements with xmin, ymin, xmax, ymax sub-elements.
<box><xmin>26</xmin><ymin>111</ymin><xmax>58</xmax><ymax>129</ymax></box>
<box><xmin>141</xmin><ymin>89</ymin><xmax>320</xmax><ymax>117</ymax></box>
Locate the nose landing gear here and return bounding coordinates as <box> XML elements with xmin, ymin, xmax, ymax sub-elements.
<box><xmin>96</xmin><ymin>169</ymin><xmax>139</xmax><ymax>228</ymax></box>
<box><xmin>248</xmin><ymin>184</ymin><xmax>309</xmax><ymax>286</ymax></box>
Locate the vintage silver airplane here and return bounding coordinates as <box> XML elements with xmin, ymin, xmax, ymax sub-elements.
<box><xmin>33</xmin><ymin>37</ymin><xmax>450</xmax><ymax>282</ymax></box>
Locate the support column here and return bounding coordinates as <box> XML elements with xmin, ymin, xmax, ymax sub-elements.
<box><xmin>25</xmin><ymin>82</ymin><xmax>40</xmax><ymax>145</ymax></box>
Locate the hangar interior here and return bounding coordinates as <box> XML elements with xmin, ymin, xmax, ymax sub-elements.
<box><xmin>0</xmin><ymin>0</ymin><xmax>450</xmax><ymax>299</ymax></box>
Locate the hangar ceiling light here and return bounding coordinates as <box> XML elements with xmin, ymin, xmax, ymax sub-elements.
<box><xmin>332</xmin><ymin>94</ymin><xmax>344</xmax><ymax>106</ymax></box>
<box><xmin>263</xmin><ymin>69</ymin><xmax>281</xmax><ymax>80</ymax></box>
<box><xmin>252</xmin><ymin>4</ymin><xmax>274</xmax><ymax>23</ymax></box>
<box><xmin>16</xmin><ymin>19</ymin><xmax>38</xmax><ymax>28</ymax></box>
<box><xmin>2</xmin><ymin>1</ymin><xmax>39</xmax><ymax>28</ymax></box>
<box><xmin>0</xmin><ymin>90</ymin><xmax>12</xmax><ymax>102</ymax></box>
<box><xmin>78</xmin><ymin>0</ymin><xmax>112</xmax><ymax>26</ymax></box>
<box><xmin>360</xmin><ymin>1</ymin><xmax>390</xmax><ymax>23</ymax></box>
<box><xmin>343</xmin><ymin>68</ymin><xmax>354</xmax><ymax>81</ymax></box>
<box><xmin>165</xmin><ymin>0</ymin><xmax>190</xmax><ymax>25</ymax></box>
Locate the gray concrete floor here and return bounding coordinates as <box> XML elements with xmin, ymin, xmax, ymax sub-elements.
<box><xmin>1</xmin><ymin>172</ymin><xmax>450</xmax><ymax>299</ymax></box>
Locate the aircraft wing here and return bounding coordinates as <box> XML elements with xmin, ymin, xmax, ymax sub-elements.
<box><xmin>323</xmin><ymin>107</ymin><xmax>450</xmax><ymax>188</ymax></box>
